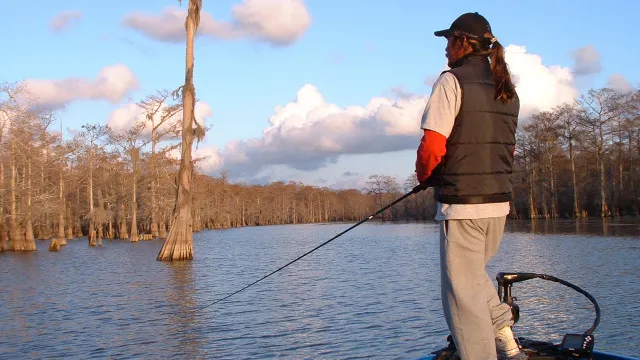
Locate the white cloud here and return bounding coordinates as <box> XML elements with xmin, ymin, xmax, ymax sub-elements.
<box><xmin>20</xmin><ymin>64</ymin><xmax>138</xmax><ymax>110</ymax></box>
<box><xmin>504</xmin><ymin>45</ymin><xmax>579</xmax><ymax>119</ymax></box>
<box><xmin>607</xmin><ymin>74</ymin><xmax>635</xmax><ymax>92</ymax></box>
<box><xmin>122</xmin><ymin>0</ymin><xmax>310</xmax><ymax>46</ymax></box>
<box><xmin>570</xmin><ymin>45</ymin><xmax>601</xmax><ymax>76</ymax></box>
<box><xmin>50</xmin><ymin>11</ymin><xmax>83</xmax><ymax>32</ymax></box>
<box><xmin>193</xmin><ymin>147</ymin><xmax>225</xmax><ymax>173</ymax></box>
<box><xmin>213</xmin><ymin>84</ymin><xmax>427</xmax><ymax>177</ymax></box>
<box><xmin>167</xmin><ymin>44</ymin><xmax>582</xmax><ymax>182</ymax></box>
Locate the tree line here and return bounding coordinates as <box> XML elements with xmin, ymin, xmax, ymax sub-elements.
<box><xmin>1</xmin><ymin>82</ymin><xmax>638</xmax><ymax>252</ymax></box>
<box><xmin>511</xmin><ymin>88</ymin><xmax>640</xmax><ymax>219</ymax></box>
<box><xmin>0</xmin><ymin>81</ymin><xmax>437</xmax><ymax>252</ymax></box>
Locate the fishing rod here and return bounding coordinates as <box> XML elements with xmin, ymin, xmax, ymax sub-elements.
<box><xmin>194</xmin><ymin>183</ymin><xmax>431</xmax><ymax>312</ymax></box>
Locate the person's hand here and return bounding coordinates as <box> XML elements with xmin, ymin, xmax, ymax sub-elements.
<box><xmin>412</xmin><ymin>181</ymin><xmax>431</xmax><ymax>193</ymax></box>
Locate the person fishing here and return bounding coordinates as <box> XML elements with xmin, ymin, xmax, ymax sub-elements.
<box><xmin>415</xmin><ymin>12</ymin><xmax>525</xmax><ymax>360</ymax></box>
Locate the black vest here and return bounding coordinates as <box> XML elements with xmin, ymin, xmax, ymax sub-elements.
<box><xmin>431</xmin><ymin>55</ymin><xmax>519</xmax><ymax>204</ymax></box>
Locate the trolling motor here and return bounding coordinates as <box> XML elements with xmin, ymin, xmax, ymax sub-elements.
<box><xmin>496</xmin><ymin>272</ymin><xmax>600</xmax><ymax>359</ymax></box>
<box><xmin>496</xmin><ymin>272</ymin><xmax>539</xmax><ymax>324</ymax></box>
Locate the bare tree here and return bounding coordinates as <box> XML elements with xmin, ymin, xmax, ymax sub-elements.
<box><xmin>77</xmin><ymin>124</ymin><xmax>109</xmax><ymax>245</ymax></box>
<box><xmin>0</xmin><ymin>82</ymin><xmax>16</xmax><ymax>251</ymax></box>
<box><xmin>109</xmin><ymin>121</ymin><xmax>150</xmax><ymax>242</ymax></box>
<box><xmin>366</xmin><ymin>174</ymin><xmax>400</xmax><ymax>220</ymax></box>
<box><xmin>137</xmin><ymin>90</ymin><xmax>182</xmax><ymax>238</ymax></box>
<box><xmin>556</xmin><ymin>103</ymin><xmax>583</xmax><ymax>217</ymax></box>
<box><xmin>577</xmin><ymin>88</ymin><xmax>628</xmax><ymax>217</ymax></box>
<box><xmin>158</xmin><ymin>0</ymin><xmax>206</xmax><ymax>261</ymax></box>
<box><xmin>527</xmin><ymin>111</ymin><xmax>563</xmax><ymax>218</ymax></box>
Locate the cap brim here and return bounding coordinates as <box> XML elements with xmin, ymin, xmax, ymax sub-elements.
<box><xmin>434</xmin><ymin>29</ymin><xmax>452</xmax><ymax>37</ymax></box>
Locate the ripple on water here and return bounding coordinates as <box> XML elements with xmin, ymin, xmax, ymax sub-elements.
<box><xmin>0</xmin><ymin>221</ymin><xmax>639</xmax><ymax>358</ymax></box>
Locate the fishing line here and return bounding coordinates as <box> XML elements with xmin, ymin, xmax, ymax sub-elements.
<box><xmin>192</xmin><ymin>183</ymin><xmax>429</xmax><ymax>313</ymax></box>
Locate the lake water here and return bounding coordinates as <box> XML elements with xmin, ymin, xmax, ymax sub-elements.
<box><xmin>1</xmin><ymin>218</ymin><xmax>639</xmax><ymax>359</ymax></box>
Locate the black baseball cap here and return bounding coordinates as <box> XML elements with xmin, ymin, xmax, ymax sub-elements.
<box><xmin>434</xmin><ymin>12</ymin><xmax>492</xmax><ymax>40</ymax></box>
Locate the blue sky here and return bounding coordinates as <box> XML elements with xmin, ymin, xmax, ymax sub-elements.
<box><xmin>2</xmin><ymin>0</ymin><xmax>639</xmax><ymax>189</ymax></box>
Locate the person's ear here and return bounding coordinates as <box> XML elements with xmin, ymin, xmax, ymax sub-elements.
<box><xmin>457</xmin><ymin>36</ymin><xmax>467</xmax><ymax>49</ymax></box>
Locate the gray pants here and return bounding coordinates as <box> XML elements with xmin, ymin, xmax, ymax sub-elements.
<box><xmin>439</xmin><ymin>217</ymin><xmax>514</xmax><ymax>360</ymax></box>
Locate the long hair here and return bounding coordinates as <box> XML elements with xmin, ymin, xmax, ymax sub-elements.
<box><xmin>454</xmin><ymin>32</ymin><xmax>517</xmax><ymax>103</ymax></box>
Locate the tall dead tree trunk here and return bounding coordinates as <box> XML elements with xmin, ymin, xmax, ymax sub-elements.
<box><xmin>88</xmin><ymin>146</ymin><xmax>96</xmax><ymax>246</ymax></box>
<box><xmin>65</xmin><ymin>200</ymin><xmax>73</xmax><ymax>240</ymax></box>
<box><xmin>57</xmin><ymin>155</ymin><xmax>66</xmax><ymax>246</ymax></box>
<box><xmin>528</xmin><ymin>160</ymin><xmax>537</xmax><ymax>219</ymax></box>
<box><xmin>74</xmin><ymin>186</ymin><xmax>83</xmax><ymax>237</ymax></box>
<box><xmin>568</xmin><ymin>135</ymin><xmax>580</xmax><ymax>217</ymax></box>
<box><xmin>119</xmin><ymin>203</ymin><xmax>128</xmax><ymax>239</ymax></box>
<box><xmin>157</xmin><ymin>0</ymin><xmax>202</xmax><ymax>261</ymax></box>
<box><xmin>24</xmin><ymin>157</ymin><xmax>36</xmax><ymax>249</ymax></box>
<box><xmin>130</xmin><ymin>148</ymin><xmax>139</xmax><ymax>243</ymax></box>
<box><xmin>597</xmin><ymin>127</ymin><xmax>609</xmax><ymax>217</ymax></box>
<box><xmin>547</xmin><ymin>151</ymin><xmax>558</xmax><ymax>218</ymax></box>
<box><xmin>150</xmin><ymin>131</ymin><xmax>158</xmax><ymax>238</ymax></box>
<box><xmin>0</xmin><ymin>162</ymin><xmax>6</xmax><ymax>251</ymax></box>
<box><xmin>9</xmin><ymin>133</ymin><xmax>22</xmax><ymax>250</ymax></box>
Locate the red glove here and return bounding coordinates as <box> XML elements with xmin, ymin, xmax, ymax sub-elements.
<box><xmin>415</xmin><ymin>129</ymin><xmax>447</xmax><ymax>183</ymax></box>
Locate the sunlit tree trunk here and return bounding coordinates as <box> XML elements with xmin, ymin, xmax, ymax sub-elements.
<box><xmin>568</xmin><ymin>135</ymin><xmax>580</xmax><ymax>218</ymax></box>
<box><xmin>65</xmin><ymin>200</ymin><xmax>73</xmax><ymax>240</ymax></box>
<box><xmin>130</xmin><ymin>148</ymin><xmax>139</xmax><ymax>243</ymax></box>
<box><xmin>119</xmin><ymin>203</ymin><xmax>128</xmax><ymax>239</ymax></box>
<box><xmin>9</xmin><ymin>133</ymin><xmax>21</xmax><ymax>250</ymax></box>
<box><xmin>24</xmin><ymin>157</ymin><xmax>36</xmax><ymax>248</ymax></box>
<box><xmin>56</xmin><ymin>155</ymin><xmax>66</xmax><ymax>246</ymax></box>
<box><xmin>158</xmin><ymin>0</ymin><xmax>202</xmax><ymax>261</ymax></box>
<box><xmin>96</xmin><ymin>190</ymin><xmax>104</xmax><ymax>247</ymax></box>
<box><xmin>88</xmin><ymin>146</ymin><xmax>96</xmax><ymax>246</ymax></box>
<box><xmin>74</xmin><ymin>186</ymin><xmax>83</xmax><ymax>237</ymax></box>
<box><xmin>159</xmin><ymin>217</ymin><xmax>167</xmax><ymax>239</ymax></box>
<box><xmin>150</xmin><ymin>139</ymin><xmax>158</xmax><ymax>238</ymax></box>
<box><xmin>0</xmin><ymin>162</ymin><xmax>6</xmax><ymax>251</ymax></box>
<box><xmin>36</xmin><ymin>161</ymin><xmax>46</xmax><ymax>240</ymax></box>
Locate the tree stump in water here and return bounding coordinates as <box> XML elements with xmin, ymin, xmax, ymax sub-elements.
<box><xmin>48</xmin><ymin>237</ymin><xmax>61</xmax><ymax>252</ymax></box>
<box><xmin>157</xmin><ymin>210</ymin><xmax>193</xmax><ymax>261</ymax></box>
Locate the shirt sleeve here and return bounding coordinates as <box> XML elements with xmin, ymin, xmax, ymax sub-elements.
<box><xmin>415</xmin><ymin>129</ymin><xmax>447</xmax><ymax>183</ymax></box>
<box><xmin>420</xmin><ymin>72</ymin><xmax>461</xmax><ymax>138</ymax></box>
<box><xmin>415</xmin><ymin>72</ymin><xmax>461</xmax><ymax>183</ymax></box>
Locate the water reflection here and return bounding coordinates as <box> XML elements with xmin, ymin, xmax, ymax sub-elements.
<box><xmin>164</xmin><ymin>262</ymin><xmax>207</xmax><ymax>359</ymax></box>
<box><xmin>506</xmin><ymin>217</ymin><xmax>640</xmax><ymax>237</ymax></box>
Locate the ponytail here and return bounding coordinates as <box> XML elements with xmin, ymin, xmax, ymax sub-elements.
<box><xmin>488</xmin><ymin>40</ymin><xmax>516</xmax><ymax>103</ymax></box>
<box><xmin>466</xmin><ymin>33</ymin><xmax>517</xmax><ymax>103</ymax></box>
